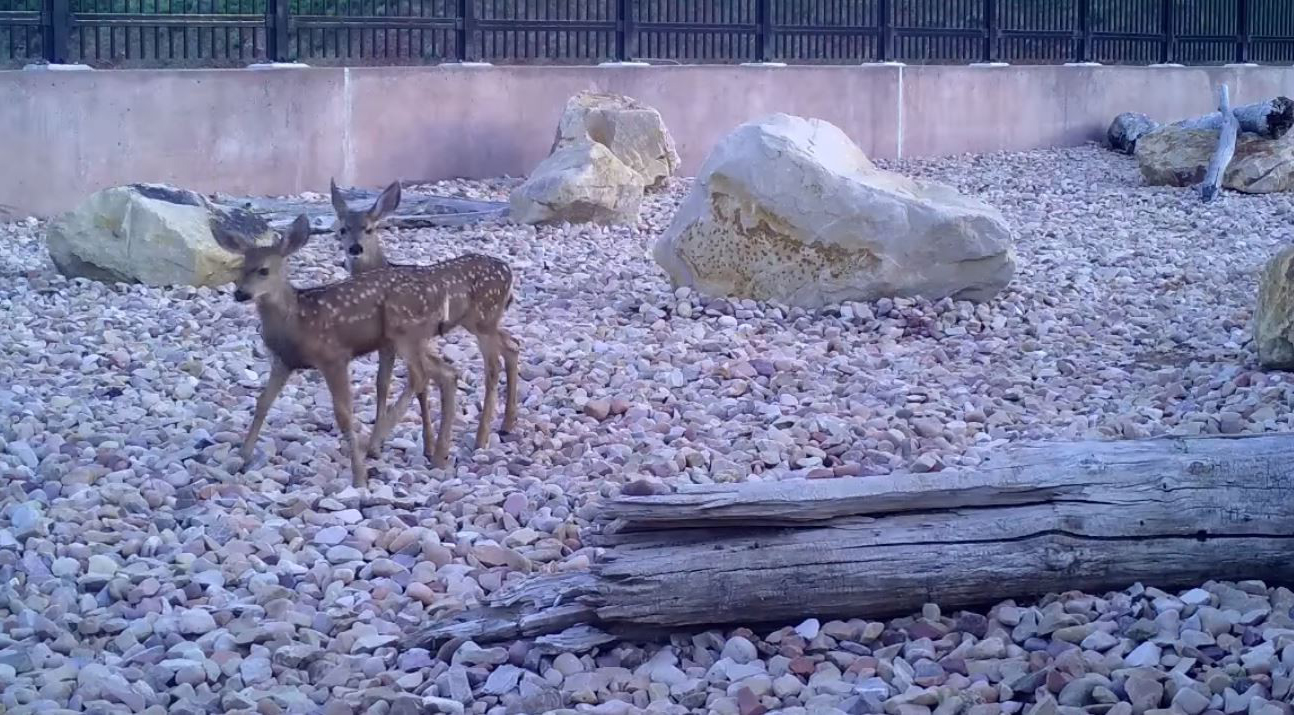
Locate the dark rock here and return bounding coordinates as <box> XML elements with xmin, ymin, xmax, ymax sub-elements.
<box><xmin>956</xmin><ymin>612</ymin><xmax>990</xmax><ymax>639</ymax></box>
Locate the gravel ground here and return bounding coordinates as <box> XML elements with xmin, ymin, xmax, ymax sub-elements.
<box><xmin>1</xmin><ymin>144</ymin><xmax>1293</xmax><ymax>714</ymax></box>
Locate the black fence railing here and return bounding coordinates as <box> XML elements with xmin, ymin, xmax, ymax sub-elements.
<box><xmin>4</xmin><ymin>0</ymin><xmax>1294</xmax><ymax>68</ymax></box>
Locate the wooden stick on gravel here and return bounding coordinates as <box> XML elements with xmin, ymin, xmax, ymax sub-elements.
<box><xmin>407</xmin><ymin>433</ymin><xmax>1294</xmax><ymax>649</ymax></box>
<box><xmin>1201</xmin><ymin>84</ymin><xmax>1240</xmax><ymax>203</ymax></box>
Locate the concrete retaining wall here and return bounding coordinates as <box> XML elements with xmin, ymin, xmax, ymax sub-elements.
<box><xmin>5</xmin><ymin>63</ymin><xmax>1294</xmax><ymax>217</ymax></box>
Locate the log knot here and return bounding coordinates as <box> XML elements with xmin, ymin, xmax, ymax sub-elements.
<box><xmin>1042</xmin><ymin>545</ymin><xmax>1078</xmax><ymax>572</ymax></box>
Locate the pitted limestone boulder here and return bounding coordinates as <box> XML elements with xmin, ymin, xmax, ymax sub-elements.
<box><xmin>652</xmin><ymin>113</ymin><xmax>1016</xmax><ymax>308</ymax></box>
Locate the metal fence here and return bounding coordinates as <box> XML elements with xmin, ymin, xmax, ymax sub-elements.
<box><xmin>4</xmin><ymin>0</ymin><xmax>1294</xmax><ymax>68</ymax></box>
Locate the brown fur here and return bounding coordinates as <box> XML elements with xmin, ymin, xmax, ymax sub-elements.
<box><xmin>210</xmin><ymin>213</ymin><xmax>455</xmax><ymax>487</ymax></box>
<box><xmin>331</xmin><ymin>179</ymin><xmax>520</xmax><ymax>454</ymax></box>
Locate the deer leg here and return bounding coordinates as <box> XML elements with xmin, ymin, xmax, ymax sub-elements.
<box><xmin>319</xmin><ymin>361</ymin><xmax>366</xmax><ymax>489</ymax></box>
<box><xmin>368</xmin><ymin>342</ymin><xmax>425</xmax><ymax>455</ymax></box>
<box><xmin>381</xmin><ymin>337</ymin><xmax>453</xmax><ymax>468</ymax></box>
<box><xmin>368</xmin><ymin>335</ymin><xmax>429</xmax><ymax>453</ymax></box>
<box><xmin>498</xmin><ymin>327</ymin><xmax>521</xmax><ymax>434</ymax></box>
<box><xmin>422</xmin><ymin>350</ymin><xmax>458</xmax><ymax>467</ymax></box>
<box><xmin>240</xmin><ymin>360</ymin><xmax>291</xmax><ymax>468</ymax></box>
<box><xmin>370</xmin><ymin>376</ymin><xmax>419</xmax><ymax>452</ymax></box>
<box><xmin>368</xmin><ymin>346</ymin><xmax>396</xmax><ymax>457</ymax></box>
<box><xmin>474</xmin><ymin>333</ymin><xmax>503</xmax><ymax>450</ymax></box>
<box><xmin>415</xmin><ymin>347</ymin><xmax>436</xmax><ymax>463</ymax></box>
<box><xmin>415</xmin><ymin>387</ymin><xmax>433</xmax><ymax>457</ymax></box>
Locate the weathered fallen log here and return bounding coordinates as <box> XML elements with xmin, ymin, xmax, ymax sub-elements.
<box><xmin>1202</xmin><ymin>85</ymin><xmax>1239</xmax><ymax>202</ymax></box>
<box><xmin>407</xmin><ymin>433</ymin><xmax>1294</xmax><ymax>649</ymax></box>
<box><xmin>1173</xmin><ymin>95</ymin><xmax>1294</xmax><ymax>139</ymax></box>
<box><xmin>210</xmin><ymin>184</ymin><xmax>509</xmax><ymax>233</ymax></box>
<box><xmin>1106</xmin><ymin>95</ymin><xmax>1294</xmax><ymax>155</ymax></box>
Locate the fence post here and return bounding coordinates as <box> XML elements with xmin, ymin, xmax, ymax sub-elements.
<box><xmin>1076</xmin><ymin>0</ymin><xmax>1090</xmax><ymax>62</ymax></box>
<box><xmin>983</xmin><ymin>0</ymin><xmax>997</xmax><ymax>62</ymax></box>
<box><xmin>265</xmin><ymin>0</ymin><xmax>290</xmax><ymax>63</ymax></box>
<box><xmin>44</xmin><ymin>0</ymin><xmax>69</xmax><ymax>64</ymax></box>
<box><xmin>457</xmin><ymin>0</ymin><xmax>477</xmax><ymax>62</ymax></box>
<box><xmin>1161</xmin><ymin>0</ymin><xmax>1174</xmax><ymax>63</ymax></box>
<box><xmin>1236</xmin><ymin>0</ymin><xmax>1250</xmax><ymax>63</ymax></box>
<box><xmin>754</xmin><ymin>0</ymin><xmax>772</xmax><ymax>62</ymax></box>
<box><xmin>877</xmin><ymin>0</ymin><xmax>891</xmax><ymax>61</ymax></box>
<box><xmin>615</xmin><ymin>0</ymin><xmax>636</xmax><ymax>61</ymax></box>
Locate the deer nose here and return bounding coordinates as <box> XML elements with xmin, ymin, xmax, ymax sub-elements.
<box><xmin>347</xmin><ymin>244</ymin><xmax>363</xmax><ymax>256</ymax></box>
<box><xmin>233</xmin><ymin>289</ymin><xmax>251</xmax><ymax>302</ymax></box>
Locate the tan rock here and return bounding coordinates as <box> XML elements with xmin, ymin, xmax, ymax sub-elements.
<box><xmin>510</xmin><ymin>140</ymin><xmax>646</xmax><ymax>225</ymax></box>
<box><xmin>1136</xmin><ymin>127</ymin><xmax>1294</xmax><ymax>193</ymax></box>
<box><xmin>1254</xmin><ymin>244</ymin><xmax>1294</xmax><ymax>369</ymax></box>
<box><xmin>46</xmin><ymin>183</ymin><xmax>270</xmax><ymax>287</ymax></box>
<box><xmin>552</xmin><ymin>90</ymin><xmax>680</xmax><ymax>188</ymax></box>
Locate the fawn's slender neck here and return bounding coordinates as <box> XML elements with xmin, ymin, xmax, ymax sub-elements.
<box><xmin>254</xmin><ymin>283</ymin><xmax>304</xmax><ymax>337</ymax></box>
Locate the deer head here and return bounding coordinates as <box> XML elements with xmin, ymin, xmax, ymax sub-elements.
<box><xmin>330</xmin><ymin>179</ymin><xmax>401</xmax><ymax>273</ymax></box>
<box><xmin>211</xmin><ymin>213</ymin><xmax>312</xmax><ymax>303</ymax></box>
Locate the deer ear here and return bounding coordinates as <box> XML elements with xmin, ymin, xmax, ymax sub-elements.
<box><xmin>330</xmin><ymin>178</ymin><xmax>350</xmax><ymax>218</ymax></box>
<box><xmin>209</xmin><ymin>217</ymin><xmax>249</xmax><ymax>254</ymax></box>
<box><xmin>279</xmin><ymin>214</ymin><xmax>312</xmax><ymax>256</ymax></box>
<box><xmin>367</xmin><ymin>180</ymin><xmax>401</xmax><ymax>224</ymax></box>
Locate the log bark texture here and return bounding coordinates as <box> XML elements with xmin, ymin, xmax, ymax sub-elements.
<box><xmin>1201</xmin><ymin>85</ymin><xmax>1239</xmax><ymax>202</ymax></box>
<box><xmin>407</xmin><ymin>434</ymin><xmax>1294</xmax><ymax>649</ymax></box>
<box><xmin>1172</xmin><ymin>96</ymin><xmax>1294</xmax><ymax>140</ymax></box>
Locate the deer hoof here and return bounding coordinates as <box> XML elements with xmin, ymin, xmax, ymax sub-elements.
<box><xmin>349</xmin><ymin>465</ymin><xmax>372</xmax><ymax>490</ymax></box>
<box><xmin>358</xmin><ymin>428</ymin><xmax>383</xmax><ymax>458</ymax></box>
<box><xmin>237</xmin><ymin>445</ymin><xmax>265</xmax><ymax>472</ymax></box>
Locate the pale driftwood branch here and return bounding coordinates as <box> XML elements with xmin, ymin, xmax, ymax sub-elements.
<box><xmin>1173</xmin><ymin>95</ymin><xmax>1294</xmax><ymax>139</ymax></box>
<box><xmin>209</xmin><ymin>185</ymin><xmax>509</xmax><ymax>234</ymax></box>
<box><xmin>405</xmin><ymin>433</ymin><xmax>1294</xmax><ymax>649</ymax></box>
<box><xmin>1201</xmin><ymin>85</ymin><xmax>1240</xmax><ymax>203</ymax></box>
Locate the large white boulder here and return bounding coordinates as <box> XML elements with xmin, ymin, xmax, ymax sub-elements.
<box><xmin>652</xmin><ymin>114</ymin><xmax>1016</xmax><ymax>308</ymax></box>
<box><xmin>46</xmin><ymin>184</ymin><xmax>268</xmax><ymax>287</ymax></box>
<box><xmin>509</xmin><ymin>140</ymin><xmax>646</xmax><ymax>225</ymax></box>
<box><xmin>1254</xmin><ymin>245</ymin><xmax>1294</xmax><ymax>370</ymax></box>
<box><xmin>1136</xmin><ymin>126</ymin><xmax>1294</xmax><ymax>193</ymax></box>
<box><xmin>551</xmin><ymin>90</ymin><xmax>680</xmax><ymax>188</ymax></box>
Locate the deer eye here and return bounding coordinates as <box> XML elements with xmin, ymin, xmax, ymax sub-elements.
<box><xmin>258</xmin><ymin>268</ymin><xmax>269</xmax><ymax>277</ymax></box>
<box><xmin>339</xmin><ymin>227</ymin><xmax>348</xmax><ymax>236</ymax></box>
